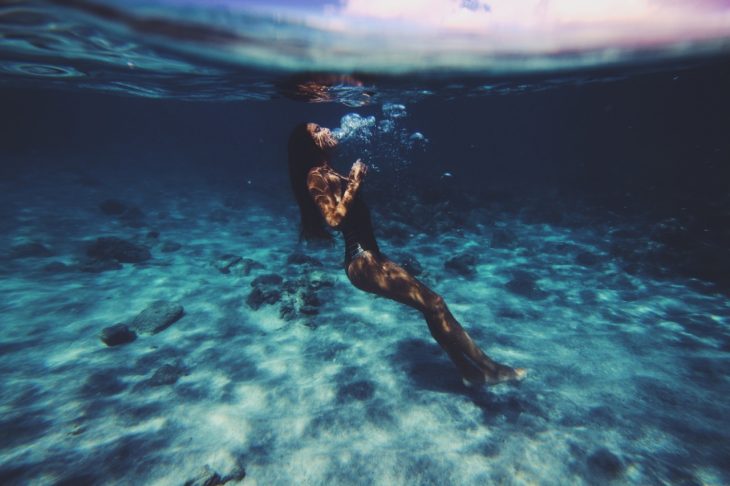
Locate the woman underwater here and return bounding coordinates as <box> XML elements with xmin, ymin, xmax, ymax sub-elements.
<box><xmin>288</xmin><ymin>122</ymin><xmax>526</xmax><ymax>386</ymax></box>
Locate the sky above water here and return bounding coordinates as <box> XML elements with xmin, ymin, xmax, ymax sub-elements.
<box><xmin>10</xmin><ymin>0</ymin><xmax>729</xmax><ymax>79</ymax></box>
<box><xmin>145</xmin><ymin>0</ymin><xmax>730</xmax><ymax>52</ymax></box>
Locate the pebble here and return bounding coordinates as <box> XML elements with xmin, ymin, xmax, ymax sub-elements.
<box><xmin>100</xmin><ymin>324</ymin><xmax>137</xmax><ymax>346</ymax></box>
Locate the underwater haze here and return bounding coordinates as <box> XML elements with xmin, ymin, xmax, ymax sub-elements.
<box><xmin>1</xmin><ymin>1</ymin><xmax>730</xmax><ymax>485</ymax></box>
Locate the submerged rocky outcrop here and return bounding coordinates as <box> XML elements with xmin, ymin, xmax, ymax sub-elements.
<box><xmin>247</xmin><ymin>274</ymin><xmax>283</xmax><ymax>310</ymax></box>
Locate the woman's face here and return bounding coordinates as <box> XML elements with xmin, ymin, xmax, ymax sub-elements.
<box><xmin>307</xmin><ymin>123</ymin><xmax>338</xmax><ymax>151</ymax></box>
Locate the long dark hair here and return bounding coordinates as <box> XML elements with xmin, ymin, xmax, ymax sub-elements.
<box><xmin>288</xmin><ymin>123</ymin><xmax>333</xmax><ymax>241</ymax></box>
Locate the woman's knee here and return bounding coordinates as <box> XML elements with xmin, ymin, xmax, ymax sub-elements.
<box><xmin>424</xmin><ymin>294</ymin><xmax>448</xmax><ymax>322</ymax></box>
<box><xmin>430</xmin><ymin>294</ymin><xmax>446</xmax><ymax>313</ymax></box>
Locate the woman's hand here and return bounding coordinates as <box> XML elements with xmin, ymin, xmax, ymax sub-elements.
<box><xmin>350</xmin><ymin>159</ymin><xmax>368</xmax><ymax>183</ymax></box>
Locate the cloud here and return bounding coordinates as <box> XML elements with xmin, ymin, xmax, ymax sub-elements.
<box><xmin>329</xmin><ymin>0</ymin><xmax>730</xmax><ymax>49</ymax></box>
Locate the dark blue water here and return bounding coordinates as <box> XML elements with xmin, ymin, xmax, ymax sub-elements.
<box><xmin>1</xmin><ymin>2</ymin><xmax>730</xmax><ymax>485</ymax></box>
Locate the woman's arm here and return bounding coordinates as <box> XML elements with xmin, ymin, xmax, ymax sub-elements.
<box><xmin>307</xmin><ymin>160</ymin><xmax>367</xmax><ymax>227</ymax></box>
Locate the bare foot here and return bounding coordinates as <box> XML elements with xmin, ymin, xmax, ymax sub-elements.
<box><xmin>487</xmin><ymin>364</ymin><xmax>527</xmax><ymax>385</ymax></box>
<box><xmin>463</xmin><ymin>365</ymin><xmax>527</xmax><ymax>388</ymax></box>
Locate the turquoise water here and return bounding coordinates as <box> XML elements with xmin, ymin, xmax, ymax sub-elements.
<box><xmin>1</xmin><ymin>2</ymin><xmax>730</xmax><ymax>485</ymax></box>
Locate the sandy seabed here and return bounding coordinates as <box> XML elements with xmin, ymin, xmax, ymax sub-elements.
<box><xmin>1</xmin><ymin>166</ymin><xmax>728</xmax><ymax>486</ymax></box>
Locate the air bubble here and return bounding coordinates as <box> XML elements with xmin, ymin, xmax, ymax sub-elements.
<box><xmin>382</xmin><ymin>103</ymin><xmax>407</xmax><ymax>118</ymax></box>
<box><xmin>332</xmin><ymin>113</ymin><xmax>376</xmax><ymax>142</ymax></box>
<box><xmin>379</xmin><ymin>119</ymin><xmax>395</xmax><ymax>133</ymax></box>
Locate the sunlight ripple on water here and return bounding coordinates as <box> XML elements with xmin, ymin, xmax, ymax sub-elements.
<box><xmin>0</xmin><ymin>62</ymin><xmax>84</xmax><ymax>77</ymax></box>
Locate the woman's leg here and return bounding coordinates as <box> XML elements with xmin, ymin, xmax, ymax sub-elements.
<box><xmin>346</xmin><ymin>251</ymin><xmax>525</xmax><ymax>385</ymax></box>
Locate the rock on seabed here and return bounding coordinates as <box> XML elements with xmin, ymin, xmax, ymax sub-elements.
<box><xmin>100</xmin><ymin>324</ymin><xmax>137</xmax><ymax>346</ymax></box>
<box><xmin>444</xmin><ymin>253</ymin><xmax>478</xmax><ymax>278</ymax></box>
<box><xmin>86</xmin><ymin>237</ymin><xmax>151</xmax><ymax>263</ymax></box>
<box><xmin>131</xmin><ymin>301</ymin><xmax>184</xmax><ymax>335</ymax></box>
<box><xmin>586</xmin><ymin>448</ymin><xmax>624</xmax><ymax>478</ymax></box>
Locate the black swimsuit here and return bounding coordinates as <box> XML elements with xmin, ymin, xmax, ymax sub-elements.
<box><xmin>337</xmin><ymin>190</ymin><xmax>380</xmax><ymax>270</ymax></box>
